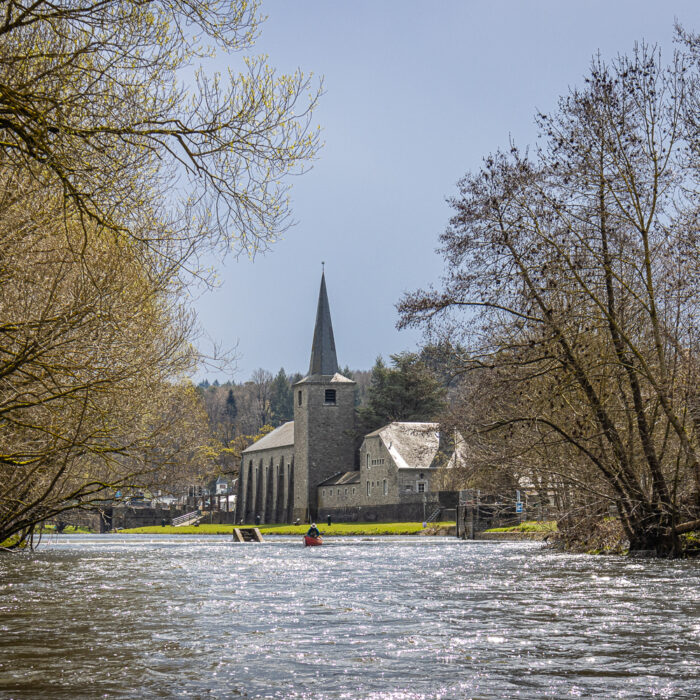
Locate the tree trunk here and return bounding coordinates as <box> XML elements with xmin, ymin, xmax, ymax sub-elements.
<box><xmin>627</xmin><ymin>510</ymin><xmax>680</xmax><ymax>557</ymax></box>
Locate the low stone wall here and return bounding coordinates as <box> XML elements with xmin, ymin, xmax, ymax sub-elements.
<box><xmin>51</xmin><ymin>505</ymin><xmax>190</xmax><ymax>532</ymax></box>
<box><xmin>57</xmin><ymin>510</ymin><xmax>107</xmax><ymax>532</ymax></box>
<box><xmin>199</xmin><ymin>511</ymin><xmax>239</xmax><ymax>525</ymax></box>
<box><xmin>318</xmin><ymin>493</ymin><xmax>458</xmax><ymax>524</ymax></box>
<box><xmin>112</xmin><ymin>506</ymin><xmax>188</xmax><ymax>530</ymax></box>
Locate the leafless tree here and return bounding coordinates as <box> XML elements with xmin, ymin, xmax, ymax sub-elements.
<box><xmin>400</xmin><ymin>41</ymin><xmax>699</xmax><ymax>555</ymax></box>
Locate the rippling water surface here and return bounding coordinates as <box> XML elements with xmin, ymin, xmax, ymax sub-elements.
<box><xmin>0</xmin><ymin>535</ymin><xmax>698</xmax><ymax>699</ymax></box>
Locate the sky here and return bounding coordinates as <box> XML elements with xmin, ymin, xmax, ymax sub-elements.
<box><xmin>192</xmin><ymin>0</ymin><xmax>699</xmax><ymax>383</ymax></box>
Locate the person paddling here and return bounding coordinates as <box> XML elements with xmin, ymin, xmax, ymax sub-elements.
<box><xmin>306</xmin><ymin>523</ymin><xmax>320</xmax><ymax>538</ymax></box>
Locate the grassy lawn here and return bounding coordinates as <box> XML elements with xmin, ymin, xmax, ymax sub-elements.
<box><xmin>484</xmin><ymin>520</ymin><xmax>557</xmax><ymax>533</ymax></box>
<box><xmin>119</xmin><ymin>522</ymin><xmax>456</xmax><ymax>536</ymax></box>
<box><xmin>2</xmin><ymin>524</ymin><xmax>93</xmax><ymax>547</ymax></box>
<box><xmin>38</xmin><ymin>524</ymin><xmax>94</xmax><ymax>534</ymax></box>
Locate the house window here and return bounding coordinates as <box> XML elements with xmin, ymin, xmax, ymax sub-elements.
<box><xmin>417</xmin><ymin>482</ymin><xmax>426</xmax><ymax>493</ymax></box>
<box><xmin>337</xmin><ymin>488</ymin><xmax>340</xmax><ymax>496</ymax></box>
<box><xmin>298</xmin><ymin>391</ymin><xmax>302</xmax><ymax>406</ymax></box>
<box><xmin>325</xmin><ymin>389</ymin><xmax>336</xmax><ymax>404</ymax></box>
<box><xmin>366</xmin><ymin>453</ymin><xmax>370</xmax><ymax>470</ymax></box>
<box><xmin>383</xmin><ymin>479</ymin><xmax>387</xmax><ymax>496</ymax></box>
<box><xmin>352</xmin><ymin>487</ymin><xmax>356</xmax><ymax>495</ymax></box>
<box><xmin>367</xmin><ymin>481</ymin><xmax>371</xmax><ymax>497</ymax></box>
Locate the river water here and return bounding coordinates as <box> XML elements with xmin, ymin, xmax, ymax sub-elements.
<box><xmin>0</xmin><ymin>535</ymin><xmax>698</xmax><ymax>699</ymax></box>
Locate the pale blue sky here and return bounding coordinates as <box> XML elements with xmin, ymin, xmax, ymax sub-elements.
<box><xmin>193</xmin><ymin>0</ymin><xmax>698</xmax><ymax>382</ymax></box>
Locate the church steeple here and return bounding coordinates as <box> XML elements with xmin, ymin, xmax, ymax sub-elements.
<box><xmin>308</xmin><ymin>271</ymin><xmax>338</xmax><ymax>376</ymax></box>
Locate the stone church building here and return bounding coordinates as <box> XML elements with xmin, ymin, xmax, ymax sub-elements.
<box><xmin>236</xmin><ymin>273</ymin><xmax>461</xmax><ymax>524</ymax></box>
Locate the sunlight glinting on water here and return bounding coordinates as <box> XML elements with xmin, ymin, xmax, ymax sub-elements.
<box><xmin>0</xmin><ymin>535</ymin><xmax>698</xmax><ymax>699</ymax></box>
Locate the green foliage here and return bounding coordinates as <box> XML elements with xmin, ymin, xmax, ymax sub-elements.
<box><xmin>269</xmin><ymin>368</ymin><xmax>294</xmax><ymax>425</ymax></box>
<box><xmin>680</xmin><ymin>531</ymin><xmax>700</xmax><ymax>549</ymax></box>
<box><xmin>225</xmin><ymin>390</ymin><xmax>238</xmax><ymax>422</ymax></box>
<box><xmin>418</xmin><ymin>342</ymin><xmax>468</xmax><ymax>387</ymax></box>
<box><xmin>358</xmin><ymin>353</ymin><xmax>447</xmax><ymax>433</ymax></box>
<box><xmin>0</xmin><ymin>535</ymin><xmax>23</xmax><ymax>548</ymax></box>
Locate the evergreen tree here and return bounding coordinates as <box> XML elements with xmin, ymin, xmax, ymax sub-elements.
<box><xmin>269</xmin><ymin>368</ymin><xmax>294</xmax><ymax>425</ymax></box>
<box><xmin>358</xmin><ymin>353</ymin><xmax>446</xmax><ymax>433</ymax></box>
<box><xmin>225</xmin><ymin>389</ymin><xmax>238</xmax><ymax>422</ymax></box>
<box><xmin>418</xmin><ymin>342</ymin><xmax>468</xmax><ymax>387</ymax></box>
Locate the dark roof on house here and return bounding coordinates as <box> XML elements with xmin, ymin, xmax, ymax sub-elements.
<box><xmin>308</xmin><ymin>272</ymin><xmax>338</xmax><ymax>376</ymax></box>
<box><xmin>242</xmin><ymin>421</ymin><xmax>295</xmax><ymax>454</ymax></box>
<box><xmin>318</xmin><ymin>471</ymin><xmax>361</xmax><ymax>487</ymax></box>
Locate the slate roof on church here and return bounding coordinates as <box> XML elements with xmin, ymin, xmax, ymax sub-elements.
<box><xmin>241</xmin><ymin>421</ymin><xmax>294</xmax><ymax>454</ymax></box>
<box><xmin>365</xmin><ymin>422</ymin><xmax>464</xmax><ymax>471</ymax></box>
<box><xmin>318</xmin><ymin>471</ymin><xmax>361</xmax><ymax>487</ymax></box>
<box><xmin>308</xmin><ymin>272</ymin><xmax>338</xmax><ymax>376</ymax></box>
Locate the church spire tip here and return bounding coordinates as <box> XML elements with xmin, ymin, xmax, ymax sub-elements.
<box><xmin>308</xmin><ymin>270</ymin><xmax>338</xmax><ymax>376</ymax></box>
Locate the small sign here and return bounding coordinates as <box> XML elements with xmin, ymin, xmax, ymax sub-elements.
<box><xmin>515</xmin><ymin>501</ymin><xmax>523</xmax><ymax>513</ymax></box>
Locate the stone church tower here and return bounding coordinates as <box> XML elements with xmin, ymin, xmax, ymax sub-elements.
<box><xmin>292</xmin><ymin>273</ymin><xmax>356</xmax><ymax>521</ymax></box>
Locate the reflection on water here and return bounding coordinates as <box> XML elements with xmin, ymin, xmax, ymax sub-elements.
<box><xmin>0</xmin><ymin>535</ymin><xmax>698</xmax><ymax>699</ymax></box>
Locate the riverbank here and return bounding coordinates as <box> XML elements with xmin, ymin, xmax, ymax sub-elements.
<box><xmin>477</xmin><ymin>521</ymin><xmax>556</xmax><ymax>541</ymax></box>
<box><xmin>120</xmin><ymin>522</ymin><xmax>456</xmax><ymax>536</ymax></box>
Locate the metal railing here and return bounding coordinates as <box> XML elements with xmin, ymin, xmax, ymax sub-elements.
<box><xmin>172</xmin><ymin>509</ymin><xmax>201</xmax><ymax>527</ymax></box>
<box><xmin>426</xmin><ymin>507</ymin><xmax>442</xmax><ymax>523</ymax></box>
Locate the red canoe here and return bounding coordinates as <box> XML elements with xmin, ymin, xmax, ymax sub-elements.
<box><xmin>304</xmin><ymin>535</ymin><xmax>323</xmax><ymax>547</ymax></box>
